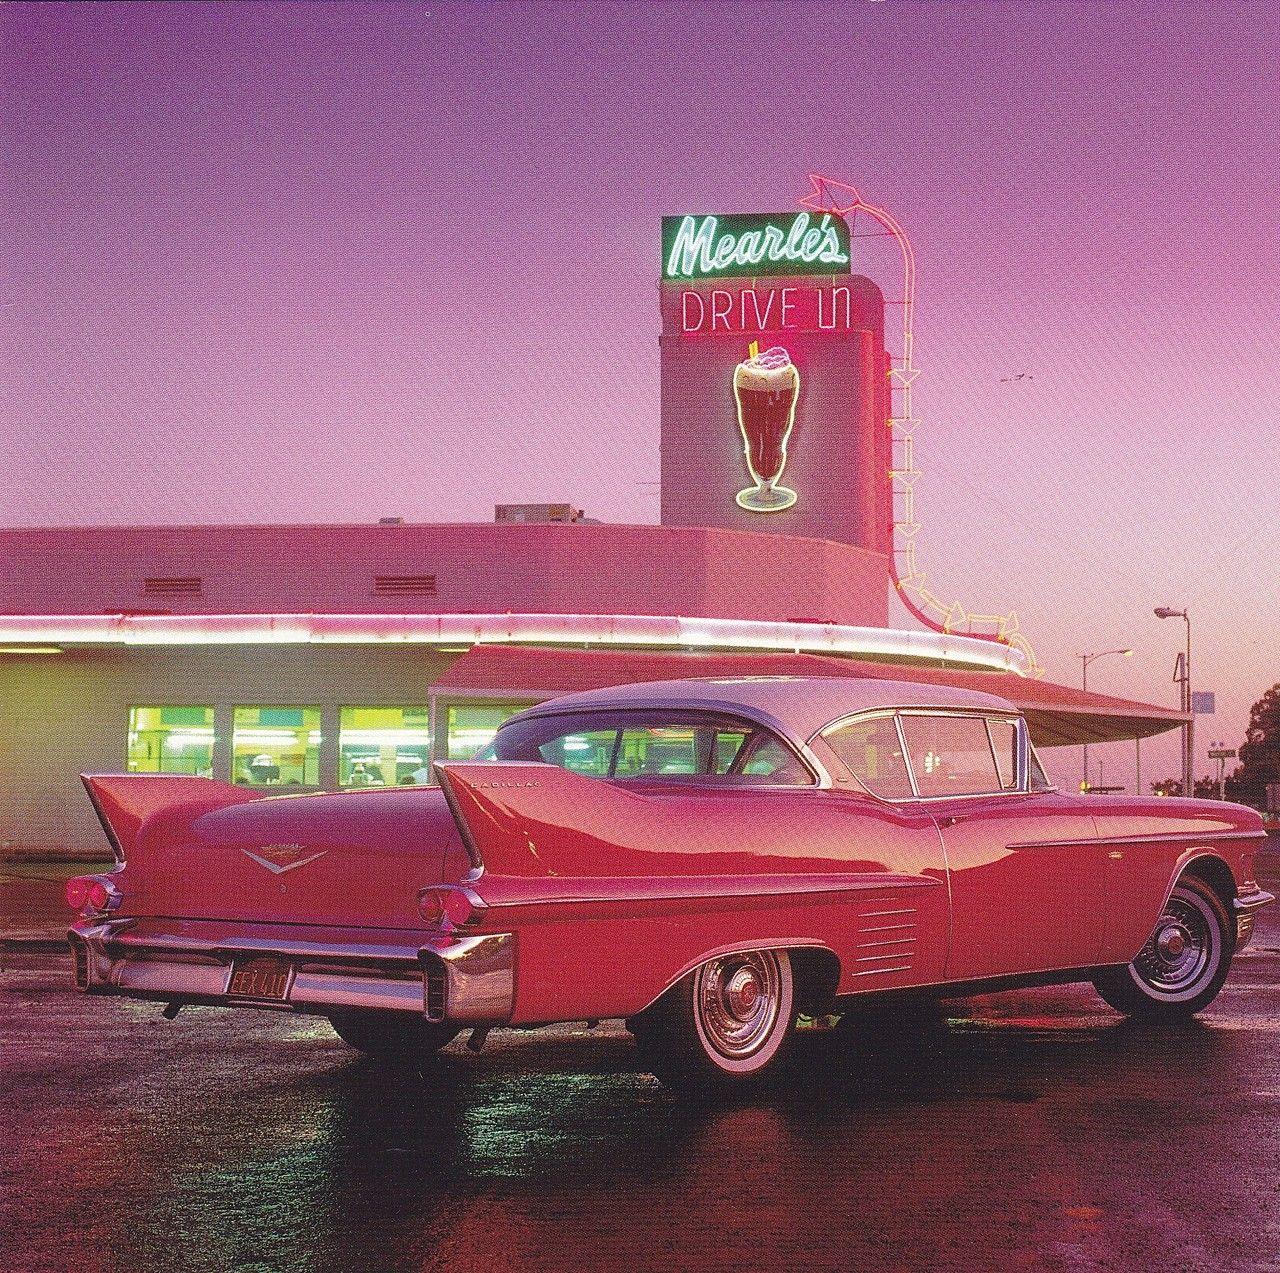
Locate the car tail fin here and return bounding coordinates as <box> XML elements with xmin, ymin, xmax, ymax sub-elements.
<box><xmin>433</xmin><ymin>761</ymin><xmax>643</xmax><ymax>878</ymax></box>
<box><xmin>80</xmin><ymin>773</ymin><xmax>259</xmax><ymax>862</ymax></box>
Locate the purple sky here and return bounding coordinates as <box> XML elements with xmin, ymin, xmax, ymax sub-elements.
<box><xmin>3</xmin><ymin>1</ymin><xmax>1278</xmax><ymax>788</ymax></box>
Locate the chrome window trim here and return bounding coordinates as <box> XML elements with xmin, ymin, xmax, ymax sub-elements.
<box><xmin>813</xmin><ymin>706</ymin><xmax>1033</xmax><ymax>805</ymax></box>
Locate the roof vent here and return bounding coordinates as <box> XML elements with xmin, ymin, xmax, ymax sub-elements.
<box><xmin>373</xmin><ymin>574</ymin><xmax>437</xmax><ymax>597</ymax></box>
<box><xmin>143</xmin><ymin>576</ymin><xmax>203</xmax><ymax>596</ymax></box>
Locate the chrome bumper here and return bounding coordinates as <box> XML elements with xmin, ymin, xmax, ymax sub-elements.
<box><xmin>69</xmin><ymin>918</ymin><xmax>514</xmax><ymax>1025</ymax></box>
<box><xmin>1233</xmin><ymin>887</ymin><xmax>1275</xmax><ymax>949</ymax></box>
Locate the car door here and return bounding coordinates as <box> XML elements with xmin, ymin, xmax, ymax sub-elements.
<box><xmin>897</xmin><ymin>711</ymin><xmax>1107</xmax><ymax>983</ymax></box>
<box><xmin>814</xmin><ymin>713</ymin><xmax>952</xmax><ymax>987</ymax></box>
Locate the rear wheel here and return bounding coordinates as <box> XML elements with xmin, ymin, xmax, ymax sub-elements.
<box><xmin>631</xmin><ymin>949</ymin><xmax>796</xmax><ymax>1092</ymax></box>
<box><xmin>1092</xmin><ymin>876</ymin><xmax>1234</xmax><ymax>1019</ymax></box>
<box><xmin>327</xmin><ymin>1011</ymin><xmax>459</xmax><ymax>1062</ymax></box>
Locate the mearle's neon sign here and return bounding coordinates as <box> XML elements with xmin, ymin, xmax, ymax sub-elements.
<box><xmin>663</xmin><ymin>212</ymin><xmax>851</xmax><ymax>280</ymax></box>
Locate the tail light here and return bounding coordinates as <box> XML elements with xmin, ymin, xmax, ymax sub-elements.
<box><xmin>417</xmin><ymin>884</ymin><xmax>484</xmax><ymax>931</ymax></box>
<box><xmin>66</xmin><ymin>874</ymin><xmax>121</xmax><ymax>916</ymax></box>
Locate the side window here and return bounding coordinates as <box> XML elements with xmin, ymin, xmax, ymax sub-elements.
<box><xmin>1029</xmin><ymin>745</ymin><xmax>1053</xmax><ymax>791</ymax></box>
<box><xmin>985</xmin><ymin>717</ymin><xmax>1021</xmax><ymax>791</ymax></box>
<box><xmin>738</xmin><ymin>735</ymin><xmax>810</xmax><ymax>785</ymax></box>
<box><xmin>822</xmin><ymin>716</ymin><xmax>915</xmax><ymax>799</ymax></box>
<box><xmin>899</xmin><ymin>714</ymin><xmax>1002</xmax><ymax>798</ymax></box>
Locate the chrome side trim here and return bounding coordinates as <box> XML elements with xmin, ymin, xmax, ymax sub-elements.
<box><xmin>1008</xmin><ymin>829</ymin><xmax>1270</xmax><ymax>851</ymax></box>
<box><xmin>486</xmin><ymin>875</ymin><xmax>942</xmax><ymax>910</ymax></box>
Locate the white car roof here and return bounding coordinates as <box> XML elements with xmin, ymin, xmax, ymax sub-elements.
<box><xmin>519</xmin><ymin>675</ymin><xmax>1019</xmax><ymax>743</ymax></box>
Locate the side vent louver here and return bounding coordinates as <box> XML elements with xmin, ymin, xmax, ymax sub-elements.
<box><xmin>143</xmin><ymin>576</ymin><xmax>203</xmax><ymax>596</ymax></box>
<box><xmin>373</xmin><ymin>574</ymin><xmax>437</xmax><ymax>597</ymax></box>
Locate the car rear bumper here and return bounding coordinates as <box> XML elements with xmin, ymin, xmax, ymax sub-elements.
<box><xmin>1234</xmin><ymin>887</ymin><xmax>1275</xmax><ymax>949</ymax></box>
<box><xmin>68</xmin><ymin>916</ymin><xmax>514</xmax><ymax>1025</ymax></box>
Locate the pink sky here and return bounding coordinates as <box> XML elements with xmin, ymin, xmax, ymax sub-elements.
<box><xmin>2</xmin><ymin>1</ymin><xmax>1278</xmax><ymax>789</ymax></box>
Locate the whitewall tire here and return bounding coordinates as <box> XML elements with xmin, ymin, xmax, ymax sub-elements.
<box><xmin>631</xmin><ymin>949</ymin><xmax>797</xmax><ymax>1090</ymax></box>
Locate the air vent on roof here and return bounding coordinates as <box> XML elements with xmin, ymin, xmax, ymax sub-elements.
<box><xmin>373</xmin><ymin>574</ymin><xmax>437</xmax><ymax>597</ymax></box>
<box><xmin>143</xmin><ymin>576</ymin><xmax>203</xmax><ymax>596</ymax></box>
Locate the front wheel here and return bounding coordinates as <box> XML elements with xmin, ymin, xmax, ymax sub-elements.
<box><xmin>1092</xmin><ymin>876</ymin><xmax>1234</xmax><ymax>1019</ymax></box>
<box><xmin>327</xmin><ymin>1011</ymin><xmax>460</xmax><ymax>1062</ymax></box>
<box><xmin>631</xmin><ymin>949</ymin><xmax>796</xmax><ymax>1092</ymax></box>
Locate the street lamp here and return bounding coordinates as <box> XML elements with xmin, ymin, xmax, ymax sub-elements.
<box><xmin>1077</xmin><ymin>648</ymin><xmax>1133</xmax><ymax>790</ymax></box>
<box><xmin>1154</xmin><ymin>607</ymin><xmax>1192</xmax><ymax>796</ymax></box>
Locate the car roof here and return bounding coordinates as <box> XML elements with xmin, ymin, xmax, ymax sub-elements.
<box><xmin>516</xmin><ymin>675</ymin><xmax>1019</xmax><ymax>743</ymax></box>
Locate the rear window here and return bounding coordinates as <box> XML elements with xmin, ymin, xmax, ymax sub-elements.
<box><xmin>481</xmin><ymin>710</ymin><xmax>814</xmax><ymax>786</ymax></box>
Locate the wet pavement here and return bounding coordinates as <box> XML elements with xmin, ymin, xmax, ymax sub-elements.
<box><xmin>3</xmin><ymin>852</ymin><xmax>1278</xmax><ymax>1272</ymax></box>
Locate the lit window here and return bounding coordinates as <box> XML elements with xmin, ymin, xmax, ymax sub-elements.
<box><xmin>232</xmin><ymin>706</ymin><xmax>321</xmax><ymax>787</ymax></box>
<box><xmin>340</xmin><ymin>706</ymin><xmax>431</xmax><ymax>787</ymax></box>
<box><xmin>445</xmin><ymin>703</ymin><xmax>530</xmax><ymax>760</ymax></box>
<box><xmin>127</xmin><ymin>706</ymin><xmax>215</xmax><ymax>776</ymax></box>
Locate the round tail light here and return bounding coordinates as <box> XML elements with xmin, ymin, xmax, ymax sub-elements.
<box><xmin>65</xmin><ymin>877</ymin><xmax>92</xmax><ymax>910</ymax></box>
<box><xmin>417</xmin><ymin>885</ymin><xmax>480</xmax><ymax>930</ymax></box>
<box><xmin>66</xmin><ymin>874</ymin><xmax>121</xmax><ymax>915</ymax></box>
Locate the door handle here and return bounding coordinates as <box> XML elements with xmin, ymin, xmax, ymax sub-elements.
<box><xmin>937</xmin><ymin>814</ymin><xmax>968</xmax><ymax>828</ymax></box>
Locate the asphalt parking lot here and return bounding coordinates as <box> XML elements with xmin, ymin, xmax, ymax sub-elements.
<box><xmin>3</xmin><ymin>850</ymin><xmax>1278</xmax><ymax>1273</ymax></box>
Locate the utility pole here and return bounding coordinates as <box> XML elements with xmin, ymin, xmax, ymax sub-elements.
<box><xmin>1155</xmin><ymin>607</ymin><xmax>1192</xmax><ymax>795</ymax></box>
<box><xmin>1077</xmin><ymin>648</ymin><xmax>1133</xmax><ymax>791</ymax></box>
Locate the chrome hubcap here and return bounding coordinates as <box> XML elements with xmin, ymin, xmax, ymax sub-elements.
<box><xmin>1134</xmin><ymin>894</ymin><xmax>1213</xmax><ymax>994</ymax></box>
<box><xmin>696</xmin><ymin>952</ymin><xmax>781</xmax><ymax>1059</ymax></box>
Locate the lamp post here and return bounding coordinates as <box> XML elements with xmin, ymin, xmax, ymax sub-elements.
<box><xmin>1155</xmin><ymin>607</ymin><xmax>1192</xmax><ymax>796</ymax></box>
<box><xmin>1078</xmin><ymin>648</ymin><xmax>1134</xmax><ymax>790</ymax></box>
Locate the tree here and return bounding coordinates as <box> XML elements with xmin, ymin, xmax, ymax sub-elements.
<box><xmin>1150</xmin><ymin>777</ymin><xmax>1220</xmax><ymax>798</ymax></box>
<box><xmin>1224</xmin><ymin>683</ymin><xmax>1280</xmax><ymax>810</ymax></box>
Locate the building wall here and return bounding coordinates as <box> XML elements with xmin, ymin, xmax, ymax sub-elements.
<box><xmin>0</xmin><ymin>646</ymin><xmax>469</xmax><ymax>859</ymax></box>
<box><xmin>0</xmin><ymin>522</ymin><xmax>888</xmax><ymax>627</ymax></box>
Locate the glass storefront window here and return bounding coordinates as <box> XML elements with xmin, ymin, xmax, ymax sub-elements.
<box><xmin>445</xmin><ymin>703</ymin><xmax>530</xmax><ymax>760</ymax></box>
<box><xmin>340</xmin><ymin>706</ymin><xmax>431</xmax><ymax>787</ymax></box>
<box><xmin>127</xmin><ymin>706</ymin><xmax>215</xmax><ymax>776</ymax></box>
<box><xmin>232</xmin><ymin>706</ymin><xmax>321</xmax><ymax>787</ymax></box>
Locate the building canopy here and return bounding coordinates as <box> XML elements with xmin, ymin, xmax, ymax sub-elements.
<box><xmin>434</xmin><ymin>646</ymin><xmax>1186</xmax><ymax>749</ymax></box>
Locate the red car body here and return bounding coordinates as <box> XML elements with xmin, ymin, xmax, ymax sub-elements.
<box><xmin>69</xmin><ymin>677</ymin><xmax>1273</xmax><ymax>1073</ymax></box>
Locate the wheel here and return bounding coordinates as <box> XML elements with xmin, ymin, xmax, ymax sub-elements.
<box><xmin>631</xmin><ymin>949</ymin><xmax>796</xmax><ymax>1091</ymax></box>
<box><xmin>326</xmin><ymin>1011</ymin><xmax>459</xmax><ymax>1062</ymax></box>
<box><xmin>1092</xmin><ymin>876</ymin><xmax>1235</xmax><ymax>1019</ymax></box>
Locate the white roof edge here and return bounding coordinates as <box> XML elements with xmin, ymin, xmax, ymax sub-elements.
<box><xmin>0</xmin><ymin>612</ymin><xmax>1027</xmax><ymax>675</ymax></box>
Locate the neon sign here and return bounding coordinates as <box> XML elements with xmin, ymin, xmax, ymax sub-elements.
<box><xmin>733</xmin><ymin>345</ymin><xmax>799</xmax><ymax>513</ymax></box>
<box><xmin>663</xmin><ymin>212</ymin><xmax>851</xmax><ymax>280</ymax></box>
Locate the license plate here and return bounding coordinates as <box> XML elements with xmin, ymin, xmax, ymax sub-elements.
<box><xmin>226</xmin><ymin>956</ymin><xmax>292</xmax><ymax>1001</ymax></box>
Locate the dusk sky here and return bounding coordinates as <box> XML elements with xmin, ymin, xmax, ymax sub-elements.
<box><xmin>3</xmin><ymin>1</ymin><xmax>1278</xmax><ymax>787</ymax></box>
